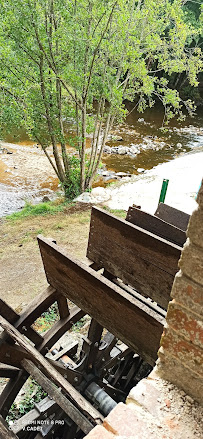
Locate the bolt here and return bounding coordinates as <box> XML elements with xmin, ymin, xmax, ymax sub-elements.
<box><xmin>22</xmin><ymin>326</ymin><xmax>27</xmax><ymax>332</ymax></box>
<box><xmin>102</xmin><ymin>357</ymin><xmax>105</xmax><ymax>362</ymax></box>
<box><xmin>74</xmin><ymin>377</ymin><xmax>79</xmax><ymax>383</ymax></box>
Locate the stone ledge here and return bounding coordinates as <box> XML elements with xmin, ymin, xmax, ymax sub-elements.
<box><xmin>84</xmin><ymin>369</ymin><xmax>203</xmax><ymax>439</ymax></box>
<box><xmin>157</xmin><ymin>352</ymin><xmax>203</xmax><ymax>405</ymax></box>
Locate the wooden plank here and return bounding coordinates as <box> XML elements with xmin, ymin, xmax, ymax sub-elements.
<box><xmin>0</xmin><ymin>300</ymin><xmax>19</xmax><ymax>324</ymax></box>
<box><xmin>0</xmin><ymin>343</ymin><xmax>83</xmax><ymax>386</ymax></box>
<box><xmin>22</xmin><ymin>359</ymin><xmax>94</xmax><ymax>435</ymax></box>
<box><xmin>87</xmin><ymin>207</ymin><xmax>181</xmax><ymax>308</ymax></box>
<box><xmin>38</xmin><ymin>236</ymin><xmax>165</xmax><ymax>365</ymax></box>
<box><xmin>15</xmin><ymin>286</ymin><xmax>57</xmax><ymax>335</ymax></box>
<box><xmin>0</xmin><ymin>299</ymin><xmax>42</xmax><ymax>346</ymax></box>
<box><xmin>126</xmin><ymin>206</ymin><xmax>186</xmax><ymax>246</ymax></box>
<box><xmin>0</xmin><ymin>415</ymin><xmax>18</xmax><ymax>439</ymax></box>
<box><xmin>0</xmin><ymin>316</ymin><xmax>103</xmax><ymax>426</ymax></box>
<box><xmin>57</xmin><ymin>295</ymin><xmax>70</xmax><ymax>319</ymax></box>
<box><xmin>0</xmin><ymin>363</ymin><xmax>20</xmax><ymax>378</ymax></box>
<box><xmin>38</xmin><ymin>306</ymin><xmax>85</xmax><ymax>355</ymax></box>
<box><xmin>155</xmin><ymin>203</ymin><xmax>190</xmax><ymax>231</ymax></box>
<box><xmin>0</xmin><ymin>370</ymin><xmax>29</xmax><ymax>419</ymax></box>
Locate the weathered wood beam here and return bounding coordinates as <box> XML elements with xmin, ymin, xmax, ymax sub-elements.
<box><xmin>0</xmin><ymin>363</ymin><xmax>20</xmax><ymax>378</ymax></box>
<box><xmin>38</xmin><ymin>236</ymin><xmax>165</xmax><ymax>365</ymax></box>
<box><xmin>57</xmin><ymin>295</ymin><xmax>70</xmax><ymax>319</ymax></box>
<box><xmin>14</xmin><ymin>285</ymin><xmax>57</xmax><ymax>336</ymax></box>
<box><xmin>0</xmin><ymin>316</ymin><xmax>103</xmax><ymax>426</ymax></box>
<box><xmin>22</xmin><ymin>359</ymin><xmax>93</xmax><ymax>435</ymax></box>
<box><xmin>37</xmin><ymin>306</ymin><xmax>85</xmax><ymax>355</ymax></box>
<box><xmin>0</xmin><ymin>299</ymin><xmax>43</xmax><ymax>346</ymax></box>
<box><xmin>87</xmin><ymin>207</ymin><xmax>181</xmax><ymax>308</ymax></box>
<box><xmin>0</xmin><ymin>370</ymin><xmax>28</xmax><ymax>419</ymax></box>
<box><xmin>0</xmin><ymin>415</ymin><xmax>18</xmax><ymax>439</ymax></box>
<box><xmin>126</xmin><ymin>206</ymin><xmax>186</xmax><ymax>246</ymax></box>
<box><xmin>0</xmin><ymin>300</ymin><xmax>19</xmax><ymax>324</ymax></box>
<box><xmin>155</xmin><ymin>203</ymin><xmax>190</xmax><ymax>231</ymax></box>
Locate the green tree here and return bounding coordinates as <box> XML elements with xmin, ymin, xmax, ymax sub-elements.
<box><xmin>0</xmin><ymin>0</ymin><xmax>202</xmax><ymax>197</ymax></box>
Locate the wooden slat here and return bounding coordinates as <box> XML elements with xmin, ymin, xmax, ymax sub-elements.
<box><xmin>38</xmin><ymin>306</ymin><xmax>85</xmax><ymax>355</ymax></box>
<box><xmin>0</xmin><ymin>415</ymin><xmax>18</xmax><ymax>439</ymax></box>
<box><xmin>87</xmin><ymin>207</ymin><xmax>181</xmax><ymax>309</ymax></box>
<box><xmin>154</xmin><ymin>203</ymin><xmax>190</xmax><ymax>231</ymax></box>
<box><xmin>0</xmin><ymin>370</ymin><xmax>29</xmax><ymax>419</ymax></box>
<box><xmin>0</xmin><ymin>299</ymin><xmax>42</xmax><ymax>346</ymax></box>
<box><xmin>0</xmin><ymin>343</ymin><xmax>82</xmax><ymax>386</ymax></box>
<box><xmin>126</xmin><ymin>206</ymin><xmax>186</xmax><ymax>246</ymax></box>
<box><xmin>0</xmin><ymin>363</ymin><xmax>20</xmax><ymax>378</ymax></box>
<box><xmin>57</xmin><ymin>295</ymin><xmax>70</xmax><ymax>319</ymax></box>
<box><xmin>38</xmin><ymin>236</ymin><xmax>165</xmax><ymax>365</ymax></box>
<box><xmin>0</xmin><ymin>300</ymin><xmax>18</xmax><ymax>324</ymax></box>
<box><xmin>22</xmin><ymin>359</ymin><xmax>93</xmax><ymax>435</ymax></box>
<box><xmin>15</xmin><ymin>285</ymin><xmax>57</xmax><ymax>334</ymax></box>
<box><xmin>0</xmin><ymin>316</ymin><xmax>103</xmax><ymax>426</ymax></box>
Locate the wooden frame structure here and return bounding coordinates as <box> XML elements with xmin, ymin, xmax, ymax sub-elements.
<box><xmin>0</xmin><ymin>205</ymin><xmax>185</xmax><ymax>438</ymax></box>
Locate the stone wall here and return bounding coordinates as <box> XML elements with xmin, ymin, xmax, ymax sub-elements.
<box><xmin>157</xmin><ymin>179</ymin><xmax>203</xmax><ymax>404</ymax></box>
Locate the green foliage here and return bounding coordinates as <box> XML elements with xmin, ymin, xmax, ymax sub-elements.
<box><xmin>0</xmin><ymin>0</ymin><xmax>202</xmax><ymax>195</ymax></box>
<box><xmin>71</xmin><ymin>317</ymin><xmax>87</xmax><ymax>332</ymax></box>
<box><xmin>6</xmin><ymin>379</ymin><xmax>47</xmax><ymax>422</ymax></box>
<box><xmin>63</xmin><ymin>156</ymin><xmax>81</xmax><ymax>200</ymax></box>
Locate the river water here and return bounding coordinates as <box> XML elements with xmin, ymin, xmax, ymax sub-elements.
<box><xmin>0</xmin><ymin>105</ymin><xmax>203</xmax><ymax>217</ymax></box>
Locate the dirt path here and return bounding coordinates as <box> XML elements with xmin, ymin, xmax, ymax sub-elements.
<box><xmin>0</xmin><ymin>205</ymin><xmax>92</xmax><ymax>311</ymax></box>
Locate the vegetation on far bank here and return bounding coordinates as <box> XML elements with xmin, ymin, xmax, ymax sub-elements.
<box><xmin>0</xmin><ymin>0</ymin><xmax>202</xmax><ymax>200</ymax></box>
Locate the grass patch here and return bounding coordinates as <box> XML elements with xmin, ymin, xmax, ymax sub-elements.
<box><xmin>6</xmin><ymin>200</ymin><xmax>68</xmax><ymax>220</ymax></box>
<box><xmin>102</xmin><ymin>206</ymin><xmax>127</xmax><ymax>219</ymax></box>
<box><xmin>6</xmin><ymin>379</ymin><xmax>47</xmax><ymax>422</ymax></box>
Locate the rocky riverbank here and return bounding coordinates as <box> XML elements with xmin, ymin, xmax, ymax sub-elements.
<box><xmin>76</xmin><ymin>149</ymin><xmax>203</xmax><ymax>215</ymax></box>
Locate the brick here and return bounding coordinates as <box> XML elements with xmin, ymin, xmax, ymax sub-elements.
<box><xmin>126</xmin><ymin>378</ymin><xmax>161</xmax><ymax>417</ymax></box>
<box><xmin>160</xmin><ymin>327</ymin><xmax>203</xmax><ymax>376</ymax></box>
<box><xmin>157</xmin><ymin>352</ymin><xmax>203</xmax><ymax>405</ymax></box>
<box><xmin>171</xmin><ymin>271</ymin><xmax>203</xmax><ymax>316</ymax></box>
<box><xmin>166</xmin><ymin>301</ymin><xmax>203</xmax><ymax>347</ymax></box>
<box><xmin>84</xmin><ymin>425</ymin><xmax>115</xmax><ymax>439</ymax></box>
<box><xmin>179</xmin><ymin>240</ymin><xmax>203</xmax><ymax>285</ymax></box>
<box><xmin>187</xmin><ymin>207</ymin><xmax>203</xmax><ymax>249</ymax></box>
<box><xmin>103</xmin><ymin>402</ymin><xmax>161</xmax><ymax>438</ymax></box>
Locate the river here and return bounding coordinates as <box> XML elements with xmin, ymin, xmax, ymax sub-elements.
<box><xmin>0</xmin><ymin>105</ymin><xmax>203</xmax><ymax>217</ymax></box>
